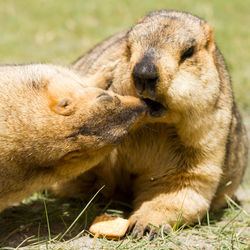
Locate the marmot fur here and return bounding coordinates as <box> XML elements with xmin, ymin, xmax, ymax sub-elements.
<box><xmin>57</xmin><ymin>10</ymin><xmax>248</xmax><ymax>236</ymax></box>
<box><xmin>0</xmin><ymin>64</ymin><xmax>147</xmax><ymax>212</ymax></box>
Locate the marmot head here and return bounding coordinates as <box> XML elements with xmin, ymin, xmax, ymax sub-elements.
<box><xmin>49</xmin><ymin>85</ymin><xmax>147</xmax><ymax>178</ymax></box>
<box><xmin>48</xmin><ymin>81</ymin><xmax>147</xmax><ymax>152</ymax></box>
<box><xmin>60</xmin><ymin>88</ymin><xmax>147</xmax><ymax>144</ymax></box>
<box><xmin>3</xmin><ymin>65</ymin><xmax>147</xmax><ymax>166</ymax></box>
<box><xmin>126</xmin><ymin>10</ymin><xmax>221</xmax><ymax>122</ymax></box>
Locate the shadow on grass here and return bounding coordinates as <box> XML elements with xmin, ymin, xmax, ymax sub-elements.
<box><xmin>0</xmin><ymin>190</ymin><xmax>247</xmax><ymax>249</ymax></box>
<box><xmin>0</xmin><ymin>193</ymin><xmax>131</xmax><ymax>248</ymax></box>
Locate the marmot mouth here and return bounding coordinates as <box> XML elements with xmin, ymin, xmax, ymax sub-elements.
<box><xmin>143</xmin><ymin>98</ymin><xmax>167</xmax><ymax>118</ymax></box>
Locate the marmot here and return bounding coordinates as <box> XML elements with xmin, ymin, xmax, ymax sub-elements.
<box><xmin>56</xmin><ymin>10</ymin><xmax>248</xmax><ymax>237</ymax></box>
<box><xmin>0</xmin><ymin>64</ymin><xmax>147</xmax><ymax>212</ymax></box>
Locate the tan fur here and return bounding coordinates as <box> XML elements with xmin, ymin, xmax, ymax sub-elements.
<box><xmin>57</xmin><ymin>10</ymin><xmax>248</xmax><ymax>236</ymax></box>
<box><xmin>0</xmin><ymin>64</ymin><xmax>147</xmax><ymax>212</ymax></box>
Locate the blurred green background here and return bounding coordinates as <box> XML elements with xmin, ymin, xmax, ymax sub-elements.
<box><xmin>0</xmin><ymin>0</ymin><xmax>249</xmax><ymax>111</ymax></box>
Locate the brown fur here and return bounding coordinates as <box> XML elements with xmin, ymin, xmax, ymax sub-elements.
<box><xmin>57</xmin><ymin>10</ymin><xmax>248</xmax><ymax>236</ymax></box>
<box><xmin>0</xmin><ymin>64</ymin><xmax>147</xmax><ymax>212</ymax></box>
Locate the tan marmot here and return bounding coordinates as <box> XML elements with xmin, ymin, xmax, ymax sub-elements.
<box><xmin>56</xmin><ymin>10</ymin><xmax>248</xmax><ymax>237</ymax></box>
<box><xmin>0</xmin><ymin>64</ymin><xmax>147</xmax><ymax>212</ymax></box>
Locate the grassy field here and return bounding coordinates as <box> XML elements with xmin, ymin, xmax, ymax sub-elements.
<box><xmin>0</xmin><ymin>0</ymin><xmax>249</xmax><ymax>249</ymax></box>
<box><xmin>0</xmin><ymin>0</ymin><xmax>250</xmax><ymax>111</ymax></box>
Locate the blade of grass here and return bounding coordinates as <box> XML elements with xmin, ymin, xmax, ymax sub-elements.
<box><xmin>15</xmin><ymin>235</ymin><xmax>34</xmax><ymax>250</ymax></box>
<box><xmin>219</xmin><ymin>210</ymin><xmax>242</xmax><ymax>233</ymax></box>
<box><xmin>225</xmin><ymin>195</ymin><xmax>249</xmax><ymax>216</ymax></box>
<box><xmin>59</xmin><ymin>185</ymin><xmax>105</xmax><ymax>241</ymax></box>
<box><xmin>59</xmin><ymin>215</ymin><xmax>68</xmax><ymax>230</ymax></box>
<box><xmin>37</xmin><ymin>222</ymin><xmax>41</xmax><ymax>247</ymax></box>
<box><xmin>100</xmin><ymin>200</ymin><xmax>112</xmax><ymax>214</ymax></box>
<box><xmin>206</xmin><ymin>210</ymin><xmax>210</xmax><ymax>227</ymax></box>
<box><xmin>172</xmin><ymin>210</ymin><xmax>183</xmax><ymax>232</ymax></box>
<box><xmin>43</xmin><ymin>199</ymin><xmax>51</xmax><ymax>244</ymax></box>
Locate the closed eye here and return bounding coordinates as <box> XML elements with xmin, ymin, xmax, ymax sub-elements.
<box><xmin>180</xmin><ymin>46</ymin><xmax>195</xmax><ymax>63</ymax></box>
<box><xmin>96</xmin><ymin>93</ymin><xmax>109</xmax><ymax>98</ymax></box>
<box><xmin>96</xmin><ymin>92</ymin><xmax>113</xmax><ymax>102</ymax></box>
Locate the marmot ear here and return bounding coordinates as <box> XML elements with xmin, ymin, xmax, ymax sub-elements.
<box><xmin>51</xmin><ymin>97</ymin><xmax>75</xmax><ymax>116</ymax></box>
<box><xmin>136</xmin><ymin>16</ymin><xmax>146</xmax><ymax>24</ymax></box>
<box><xmin>201</xmin><ymin>23</ymin><xmax>215</xmax><ymax>51</ymax></box>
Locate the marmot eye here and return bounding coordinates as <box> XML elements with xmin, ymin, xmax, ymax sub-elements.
<box><xmin>126</xmin><ymin>44</ymin><xmax>132</xmax><ymax>60</ymax></box>
<box><xmin>180</xmin><ymin>46</ymin><xmax>195</xmax><ymax>62</ymax></box>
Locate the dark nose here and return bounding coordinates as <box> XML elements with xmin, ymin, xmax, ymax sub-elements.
<box><xmin>132</xmin><ymin>57</ymin><xmax>158</xmax><ymax>97</ymax></box>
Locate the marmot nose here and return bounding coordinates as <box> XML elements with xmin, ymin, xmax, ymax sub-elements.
<box><xmin>132</xmin><ymin>58</ymin><xmax>158</xmax><ymax>97</ymax></box>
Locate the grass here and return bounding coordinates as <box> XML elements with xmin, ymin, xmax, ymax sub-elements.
<box><xmin>0</xmin><ymin>193</ymin><xmax>249</xmax><ymax>249</ymax></box>
<box><xmin>0</xmin><ymin>0</ymin><xmax>249</xmax><ymax>249</ymax></box>
<box><xmin>0</xmin><ymin>0</ymin><xmax>250</xmax><ymax>111</ymax></box>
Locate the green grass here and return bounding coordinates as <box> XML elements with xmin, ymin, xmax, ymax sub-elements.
<box><xmin>0</xmin><ymin>193</ymin><xmax>249</xmax><ymax>249</ymax></box>
<box><xmin>0</xmin><ymin>0</ymin><xmax>249</xmax><ymax>249</ymax></box>
<box><xmin>0</xmin><ymin>0</ymin><xmax>249</xmax><ymax>110</ymax></box>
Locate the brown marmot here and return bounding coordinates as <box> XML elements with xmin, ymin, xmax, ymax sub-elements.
<box><xmin>56</xmin><ymin>10</ymin><xmax>248</xmax><ymax>237</ymax></box>
<box><xmin>0</xmin><ymin>64</ymin><xmax>147</xmax><ymax>212</ymax></box>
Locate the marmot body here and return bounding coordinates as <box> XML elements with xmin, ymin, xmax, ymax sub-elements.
<box><xmin>62</xmin><ymin>10</ymin><xmax>248</xmax><ymax>235</ymax></box>
<box><xmin>0</xmin><ymin>64</ymin><xmax>147</xmax><ymax>212</ymax></box>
